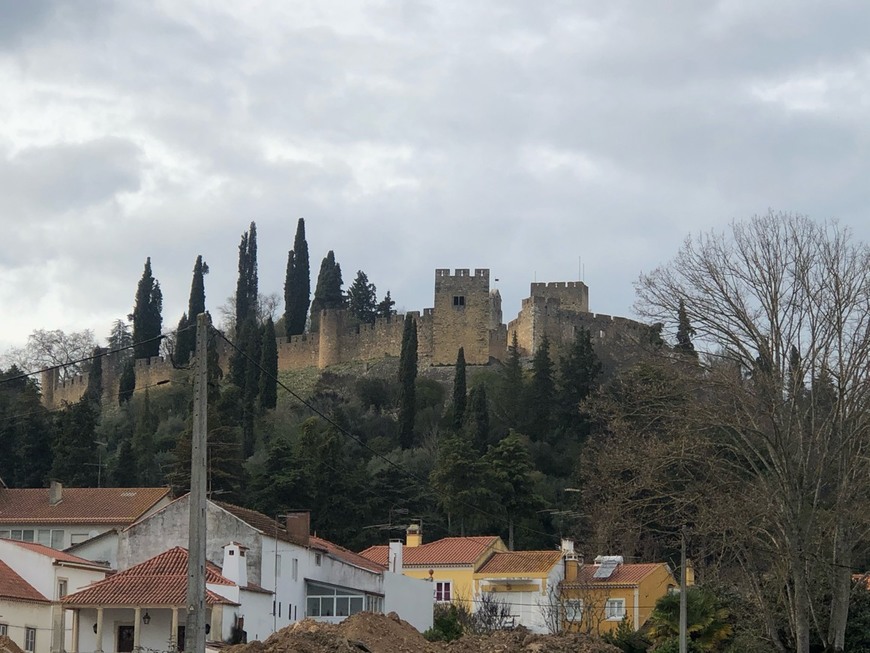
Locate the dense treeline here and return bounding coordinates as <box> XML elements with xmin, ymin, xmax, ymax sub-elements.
<box><xmin>2</xmin><ymin>213</ymin><xmax>870</xmax><ymax>652</ymax></box>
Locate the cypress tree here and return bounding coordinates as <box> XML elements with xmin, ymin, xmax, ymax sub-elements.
<box><xmin>675</xmin><ymin>299</ymin><xmax>697</xmax><ymax>357</ymax></box>
<box><xmin>499</xmin><ymin>332</ymin><xmax>524</xmax><ymax>429</ymax></box>
<box><xmin>309</xmin><ymin>250</ymin><xmax>344</xmax><ymax>332</ymax></box>
<box><xmin>557</xmin><ymin>327</ymin><xmax>602</xmax><ymax>440</ymax></box>
<box><xmin>466</xmin><ymin>384</ymin><xmax>490</xmax><ymax>453</ymax></box>
<box><xmin>131</xmin><ymin>257</ymin><xmax>163</xmax><ymax>359</ymax></box>
<box><xmin>259</xmin><ymin>317</ymin><xmax>278</xmax><ymax>410</ymax></box>
<box><xmin>84</xmin><ymin>347</ymin><xmax>105</xmax><ymax>406</ymax></box>
<box><xmin>398</xmin><ymin>314</ymin><xmax>417</xmax><ymax>449</ymax></box>
<box><xmin>176</xmin><ymin>255</ymin><xmax>209</xmax><ymax>365</ymax></box>
<box><xmin>347</xmin><ymin>270</ymin><xmax>378</xmax><ymax>325</ymax></box>
<box><xmin>231</xmin><ymin>223</ymin><xmax>259</xmax><ymax>389</ymax></box>
<box><xmin>51</xmin><ymin>398</ymin><xmax>99</xmax><ymax>486</ymax></box>
<box><xmin>283</xmin><ymin>218</ymin><xmax>311</xmax><ymax>337</ymax></box>
<box><xmin>118</xmin><ymin>358</ymin><xmax>136</xmax><ymax>405</ymax></box>
<box><xmin>452</xmin><ymin>347</ymin><xmax>467</xmax><ymax>429</ymax></box>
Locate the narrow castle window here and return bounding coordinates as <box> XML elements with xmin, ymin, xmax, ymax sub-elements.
<box><xmin>453</xmin><ymin>296</ymin><xmax>465</xmax><ymax>307</ymax></box>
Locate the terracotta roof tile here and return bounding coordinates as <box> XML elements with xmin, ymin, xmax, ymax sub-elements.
<box><xmin>360</xmin><ymin>536</ymin><xmax>501</xmax><ymax>568</ymax></box>
<box><xmin>0</xmin><ymin>559</ymin><xmax>49</xmax><ymax>603</ymax></box>
<box><xmin>62</xmin><ymin>547</ymin><xmax>238</xmax><ymax>607</ymax></box>
<box><xmin>2</xmin><ymin>539</ymin><xmax>110</xmax><ymax>568</ymax></box>
<box><xmin>309</xmin><ymin>536</ymin><xmax>385</xmax><ymax>574</ymax></box>
<box><xmin>564</xmin><ymin>563</ymin><xmax>664</xmax><ymax>587</ymax></box>
<box><xmin>0</xmin><ymin>487</ymin><xmax>171</xmax><ymax>525</ymax></box>
<box><xmin>477</xmin><ymin>550</ymin><xmax>563</xmax><ymax>575</ymax></box>
<box><xmin>214</xmin><ymin>502</ymin><xmax>310</xmax><ymax>546</ymax></box>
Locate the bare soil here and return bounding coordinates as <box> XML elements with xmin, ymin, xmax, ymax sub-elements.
<box><xmin>0</xmin><ymin>635</ymin><xmax>26</xmax><ymax>653</ymax></box>
<box><xmin>223</xmin><ymin>612</ymin><xmax>622</xmax><ymax>653</ymax></box>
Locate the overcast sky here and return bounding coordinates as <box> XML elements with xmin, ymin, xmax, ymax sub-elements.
<box><xmin>2</xmin><ymin>0</ymin><xmax>870</xmax><ymax>354</ymax></box>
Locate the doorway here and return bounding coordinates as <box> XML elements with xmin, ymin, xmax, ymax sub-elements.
<box><xmin>117</xmin><ymin>625</ymin><xmax>135</xmax><ymax>652</ymax></box>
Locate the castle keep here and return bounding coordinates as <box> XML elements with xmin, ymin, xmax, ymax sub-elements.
<box><xmin>41</xmin><ymin>268</ymin><xmax>651</xmax><ymax>409</ymax></box>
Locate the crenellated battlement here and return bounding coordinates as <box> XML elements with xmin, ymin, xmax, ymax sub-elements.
<box><xmin>40</xmin><ymin>266</ymin><xmax>650</xmax><ymax>409</ymax></box>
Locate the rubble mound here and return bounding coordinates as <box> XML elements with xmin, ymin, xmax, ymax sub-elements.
<box><xmin>223</xmin><ymin>613</ymin><xmax>621</xmax><ymax>653</ymax></box>
<box><xmin>0</xmin><ymin>636</ymin><xmax>25</xmax><ymax>653</ymax></box>
<box><xmin>441</xmin><ymin>628</ymin><xmax>623</xmax><ymax>653</ymax></box>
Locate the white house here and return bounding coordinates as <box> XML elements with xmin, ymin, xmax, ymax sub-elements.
<box><xmin>0</xmin><ymin>539</ymin><xmax>110</xmax><ymax>653</ymax></box>
<box><xmin>0</xmin><ymin>483</ymin><xmax>171</xmax><ymax>550</ymax></box>
<box><xmin>61</xmin><ymin>546</ymin><xmax>273</xmax><ymax>653</ymax></box>
<box><xmin>69</xmin><ymin>495</ymin><xmax>433</xmax><ymax>637</ymax></box>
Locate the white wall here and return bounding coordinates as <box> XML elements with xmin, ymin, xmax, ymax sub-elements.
<box><xmin>66</xmin><ymin>532</ymin><xmax>119</xmax><ymax>568</ymax></box>
<box><xmin>383</xmin><ymin>573</ymin><xmax>433</xmax><ymax>633</ymax></box>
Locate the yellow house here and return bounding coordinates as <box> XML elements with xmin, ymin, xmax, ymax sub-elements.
<box><xmin>359</xmin><ymin>525</ymin><xmax>506</xmax><ymax>607</ymax></box>
<box><xmin>560</xmin><ymin>555</ymin><xmax>681</xmax><ymax>635</ymax></box>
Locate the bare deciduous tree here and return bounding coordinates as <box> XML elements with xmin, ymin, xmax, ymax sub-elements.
<box><xmin>635</xmin><ymin>212</ymin><xmax>870</xmax><ymax>653</ymax></box>
<box><xmin>2</xmin><ymin>328</ymin><xmax>99</xmax><ymax>382</ymax></box>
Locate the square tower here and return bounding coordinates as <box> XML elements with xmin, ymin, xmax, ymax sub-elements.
<box><xmin>432</xmin><ymin>268</ymin><xmax>492</xmax><ymax>365</ymax></box>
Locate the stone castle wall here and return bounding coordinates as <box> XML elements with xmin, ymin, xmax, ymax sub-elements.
<box><xmin>41</xmin><ymin>268</ymin><xmax>649</xmax><ymax>409</ymax></box>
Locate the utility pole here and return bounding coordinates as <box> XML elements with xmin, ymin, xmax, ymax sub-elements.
<box><xmin>680</xmin><ymin>525</ymin><xmax>687</xmax><ymax>653</ymax></box>
<box><xmin>186</xmin><ymin>313</ymin><xmax>208</xmax><ymax>653</ymax></box>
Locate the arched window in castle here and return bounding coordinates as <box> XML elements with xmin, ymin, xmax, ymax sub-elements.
<box><xmin>453</xmin><ymin>295</ymin><xmax>465</xmax><ymax>308</ymax></box>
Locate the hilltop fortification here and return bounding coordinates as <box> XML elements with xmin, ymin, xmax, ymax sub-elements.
<box><xmin>41</xmin><ymin>268</ymin><xmax>650</xmax><ymax>409</ymax></box>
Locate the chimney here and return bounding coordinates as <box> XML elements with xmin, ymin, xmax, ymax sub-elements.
<box><xmin>221</xmin><ymin>542</ymin><xmax>248</xmax><ymax>588</ymax></box>
<box><xmin>406</xmin><ymin>523</ymin><xmax>422</xmax><ymax>548</ymax></box>
<box><xmin>388</xmin><ymin>539</ymin><xmax>404</xmax><ymax>573</ymax></box>
<box><xmin>49</xmin><ymin>480</ymin><xmax>63</xmax><ymax>506</ymax></box>
<box><xmin>560</xmin><ymin>538</ymin><xmax>575</xmax><ymax>556</ymax></box>
<box><xmin>285</xmin><ymin>512</ymin><xmax>310</xmax><ymax>547</ymax></box>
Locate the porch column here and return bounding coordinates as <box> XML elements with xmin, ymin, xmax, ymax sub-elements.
<box><xmin>51</xmin><ymin>602</ymin><xmax>65</xmax><ymax>653</ymax></box>
<box><xmin>133</xmin><ymin>607</ymin><xmax>142</xmax><ymax>650</ymax></box>
<box><xmin>95</xmin><ymin>607</ymin><xmax>104</xmax><ymax>653</ymax></box>
<box><xmin>71</xmin><ymin>608</ymin><xmax>80</xmax><ymax>653</ymax></box>
<box><xmin>170</xmin><ymin>608</ymin><xmax>179</xmax><ymax>649</ymax></box>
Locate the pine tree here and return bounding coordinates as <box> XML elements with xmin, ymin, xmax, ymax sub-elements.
<box><xmin>430</xmin><ymin>432</ymin><xmax>495</xmax><ymax>535</ymax></box>
<box><xmin>259</xmin><ymin>317</ymin><xmax>278</xmax><ymax>410</ymax></box>
<box><xmin>0</xmin><ymin>367</ymin><xmax>53</xmax><ymax>487</ymax></box>
<box><xmin>376</xmin><ymin>291</ymin><xmax>395</xmax><ymax>319</ymax></box>
<box><xmin>283</xmin><ymin>218</ymin><xmax>311</xmax><ymax>337</ymax></box>
<box><xmin>131</xmin><ymin>257</ymin><xmax>163</xmax><ymax>359</ymax></box>
<box><xmin>347</xmin><ymin>270</ymin><xmax>378</xmax><ymax>325</ymax></box>
<box><xmin>132</xmin><ymin>389</ymin><xmax>160</xmax><ymax>485</ymax></box>
<box><xmin>176</xmin><ymin>255</ymin><xmax>209</xmax><ymax>365</ymax></box>
<box><xmin>496</xmin><ymin>332</ymin><xmax>524</xmax><ymax>430</ymax></box>
<box><xmin>309</xmin><ymin>250</ymin><xmax>344</xmax><ymax>331</ymax></box>
<box><xmin>452</xmin><ymin>348</ymin><xmax>467</xmax><ymax>429</ymax></box>
<box><xmin>51</xmin><ymin>398</ymin><xmax>99</xmax><ymax>486</ymax></box>
<box><xmin>398</xmin><ymin>314</ymin><xmax>418</xmax><ymax>449</ymax></box>
<box><xmin>486</xmin><ymin>431</ymin><xmax>541</xmax><ymax>550</ymax></box>
<box><xmin>675</xmin><ymin>299</ymin><xmax>697</xmax><ymax>357</ymax></box>
<box><xmin>525</xmin><ymin>337</ymin><xmax>555</xmax><ymax>441</ymax></box>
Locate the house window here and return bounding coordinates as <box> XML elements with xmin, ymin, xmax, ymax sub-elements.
<box><xmin>605</xmin><ymin>599</ymin><xmax>625</xmax><ymax>620</ymax></box>
<box><xmin>70</xmin><ymin>533</ymin><xmax>90</xmax><ymax>545</ymax></box>
<box><xmin>292</xmin><ymin>558</ymin><xmax>299</xmax><ymax>581</ymax></box>
<box><xmin>314</xmin><ymin>553</ymin><xmax>322</xmax><ymax>566</ymax></box>
<box><xmin>0</xmin><ymin>624</ymin><xmax>7</xmax><ymax>636</ymax></box>
<box><xmin>37</xmin><ymin>529</ymin><xmax>65</xmax><ymax>548</ymax></box>
<box><xmin>305</xmin><ymin>582</ymin><xmax>366</xmax><ymax>618</ymax></box>
<box><xmin>276</xmin><ymin>554</ymin><xmax>282</xmax><ymax>577</ymax></box>
<box><xmin>177</xmin><ymin>626</ymin><xmax>186</xmax><ymax>651</ymax></box>
<box><xmin>434</xmin><ymin>581</ymin><xmax>452</xmax><ymax>602</ymax></box>
<box><xmin>11</xmin><ymin>530</ymin><xmax>35</xmax><ymax>542</ymax></box>
<box><xmin>25</xmin><ymin>627</ymin><xmax>36</xmax><ymax>652</ymax></box>
<box><xmin>564</xmin><ymin>599</ymin><xmax>583</xmax><ymax>623</ymax></box>
<box><xmin>58</xmin><ymin>579</ymin><xmax>68</xmax><ymax>599</ymax></box>
<box><xmin>365</xmin><ymin>595</ymin><xmax>383</xmax><ymax>613</ymax></box>
<box><xmin>453</xmin><ymin>296</ymin><xmax>465</xmax><ymax>307</ymax></box>
<box><xmin>0</xmin><ymin>530</ymin><xmax>9</xmax><ymax>539</ymax></box>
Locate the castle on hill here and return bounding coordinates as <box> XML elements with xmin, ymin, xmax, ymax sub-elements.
<box><xmin>41</xmin><ymin>268</ymin><xmax>652</xmax><ymax>410</ymax></box>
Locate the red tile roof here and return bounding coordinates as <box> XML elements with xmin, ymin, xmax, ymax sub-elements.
<box><xmin>62</xmin><ymin>547</ymin><xmax>238</xmax><ymax>607</ymax></box>
<box><xmin>360</xmin><ymin>536</ymin><xmax>501</xmax><ymax>568</ymax></box>
<box><xmin>563</xmin><ymin>563</ymin><xmax>664</xmax><ymax>587</ymax></box>
<box><xmin>2</xmin><ymin>539</ymin><xmax>109</xmax><ymax>568</ymax></box>
<box><xmin>214</xmin><ymin>502</ymin><xmax>384</xmax><ymax>574</ymax></box>
<box><xmin>0</xmin><ymin>559</ymin><xmax>49</xmax><ymax>604</ymax></box>
<box><xmin>309</xmin><ymin>536</ymin><xmax>385</xmax><ymax>574</ymax></box>
<box><xmin>476</xmin><ymin>550</ymin><xmax>563</xmax><ymax>575</ymax></box>
<box><xmin>0</xmin><ymin>487</ymin><xmax>171</xmax><ymax>525</ymax></box>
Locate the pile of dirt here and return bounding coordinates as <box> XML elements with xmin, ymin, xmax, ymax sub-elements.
<box><xmin>223</xmin><ymin>613</ymin><xmax>622</xmax><ymax>653</ymax></box>
<box><xmin>440</xmin><ymin>628</ymin><xmax>623</xmax><ymax>653</ymax></box>
<box><xmin>0</xmin><ymin>636</ymin><xmax>26</xmax><ymax>653</ymax></box>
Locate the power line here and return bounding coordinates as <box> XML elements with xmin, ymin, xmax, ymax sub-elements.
<box><xmin>216</xmin><ymin>330</ymin><xmax>562</xmax><ymax>546</ymax></box>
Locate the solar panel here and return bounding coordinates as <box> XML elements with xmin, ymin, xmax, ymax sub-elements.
<box><xmin>593</xmin><ymin>559</ymin><xmax>619</xmax><ymax>579</ymax></box>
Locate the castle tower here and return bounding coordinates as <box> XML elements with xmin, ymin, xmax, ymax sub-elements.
<box><xmin>317</xmin><ymin>308</ymin><xmax>344</xmax><ymax>368</ymax></box>
<box><xmin>432</xmin><ymin>268</ymin><xmax>492</xmax><ymax>365</ymax></box>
